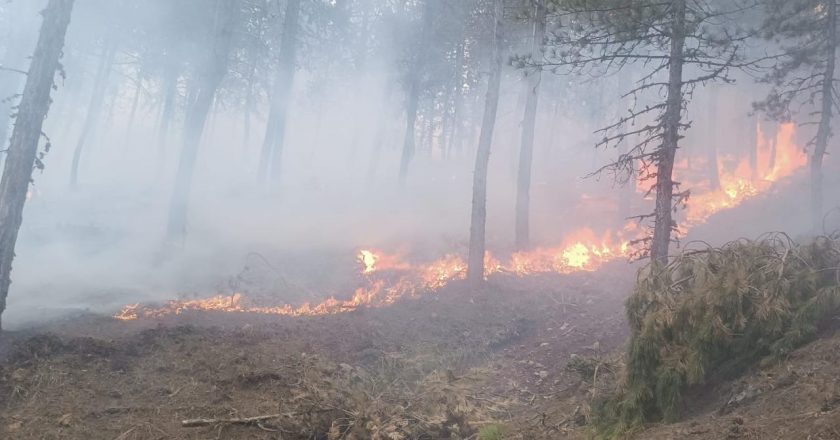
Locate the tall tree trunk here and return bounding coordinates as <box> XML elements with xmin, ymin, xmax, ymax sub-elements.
<box><xmin>514</xmin><ymin>0</ymin><xmax>547</xmax><ymax>250</ymax></box>
<box><xmin>811</xmin><ymin>0</ymin><xmax>836</xmax><ymax>233</ymax></box>
<box><xmin>157</xmin><ymin>58</ymin><xmax>179</xmax><ymax>166</ymax></box>
<box><xmin>367</xmin><ymin>79</ymin><xmax>395</xmax><ymax>182</ymax></box>
<box><xmin>748</xmin><ymin>111</ymin><xmax>758</xmax><ymax>180</ymax></box>
<box><xmin>449</xmin><ymin>38</ymin><xmax>467</xmax><ymax>159</ymax></box>
<box><xmin>762</xmin><ymin>121</ymin><xmax>778</xmax><ymax>171</ymax></box>
<box><xmin>166</xmin><ymin>0</ymin><xmax>236</xmax><ymax>241</ymax></box>
<box><xmin>416</xmin><ymin>109</ymin><xmax>427</xmax><ymax>157</ymax></box>
<box><xmin>650</xmin><ymin>0</ymin><xmax>686</xmax><ymax>266</ymax></box>
<box><xmin>243</xmin><ymin>57</ymin><xmax>257</xmax><ymax>154</ymax></box>
<box><xmin>257</xmin><ymin>0</ymin><xmax>301</xmax><ymax>189</ymax></box>
<box><xmin>125</xmin><ymin>76</ymin><xmax>142</xmax><ymax>139</ymax></box>
<box><xmin>0</xmin><ymin>30</ymin><xmax>34</xmax><ymax>153</ymax></box>
<box><xmin>398</xmin><ymin>82</ymin><xmax>420</xmax><ymax>185</ymax></box>
<box><xmin>467</xmin><ymin>0</ymin><xmax>504</xmax><ymax>287</ymax></box>
<box><xmin>441</xmin><ymin>96</ymin><xmax>453</xmax><ymax>159</ymax></box>
<box><xmin>0</xmin><ymin>0</ymin><xmax>74</xmax><ymax>330</ymax></box>
<box><xmin>346</xmin><ymin>3</ymin><xmax>372</xmax><ymax>165</ymax></box>
<box><xmin>617</xmin><ymin>71</ymin><xmax>636</xmax><ymax>221</ymax></box>
<box><xmin>69</xmin><ymin>44</ymin><xmax>115</xmax><ymax>188</ymax></box>
<box><xmin>707</xmin><ymin>83</ymin><xmax>721</xmax><ymax>191</ymax></box>
<box><xmin>398</xmin><ymin>0</ymin><xmax>434</xmax><ymax>186</ymax></box>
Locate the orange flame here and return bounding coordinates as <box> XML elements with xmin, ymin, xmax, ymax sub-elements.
<box><xmin>680</xmin><ymin>122</ymin><xmax>806</xmax><ymax>230</ymax></box>
<box><xmin>114</xmin><ymin>123</ymin><xmax>807</xmax><ymax>321</ymax></box>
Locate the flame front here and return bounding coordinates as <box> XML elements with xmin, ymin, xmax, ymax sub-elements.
<box><xmin>681</xmin><ymin>122</ymin><xmax>805</xmax><ymax>230</ymax></box>
<box><xmin>115</xmin><ymin>123</ymin><xmax>807</xmax><ymax>321</ymax></box>
<box><xmin>359</xmin><ymin>250</ymin><xmax>377</xmax><ymax>274</ymax></box>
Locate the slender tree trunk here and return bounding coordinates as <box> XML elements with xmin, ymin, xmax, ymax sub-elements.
<box><xmin>467</xmin><ymin>0</ymin><xmax>504</xmax><ymax>287</ymax></box>
<box><xmin>427</xmin><ymin>111</ymin><xmax>435</xmax><ymax>156</ymax></box>
<box><xmin>450</xmin><ymin>38</ymin><xmax>467</xmax><ymax>159</ymax></box>
<box><xmin>257</xmin><ymin>0</ymin><xmax>301</xmax><ymax>190</ymax></box>
<box><xmin>707</xmin><ymin>83</ymin><xmax>721</xmax><ymax>191</ymax></box>
<box><xmin>763</xmin><ymin>121</ymin><xmax>778</xmax><ymax>171</ymax></box>
<box><xmin>243</xmin><ymin>58</ymin><xmax>257</xmax><ymax>154</ymax></box>
<box><xmin>398</xmin><ymin>82</ymin><xmax>420</xmax><ymax>185</ymax></box>
<box><xmin>125</xmin><ymin>76</ymin><xmax>142</xmax><ymax>139</ymax></box>
<box><xmin>0</xmin><ymin>0</ymin><xmax>74</xmax><ymax>330</ymax></box>
<box><xmin>617</xmin><ymin>71</ymin><xmax>636</xmax><ymax>221</ymax></box>
<box><xmin>650</xmin><ymin>0</ymin><xmax>686</xmax><ymax>266</ymax></box>
<box><xmin>0</xmin><ymin>31</ymin><xmax>33</xmax><ymax>153</ymax></box>
<box><xmin>398</xmin><ymin>0</ymin><xmax>434</xmax><ymax>186</ymax></box>
<box><xmin>367</xmin><ymin>80</ymin><xmax>395</xmax><ymax>182</ymax></box>
<box><xmin>69</xmin><ymin>44</ymin><xmax>115</xmax><ymax>188</ymax></box>
<box><xmin>166</xmin><ymin>0</ymin><xmax>235</xmax><ymax>241</ymax></box>
<box><xmin>515</xmin><ymin>0</ymin><xmax>547</xmax><ymax>250</ymax></box>
<box><xmin>157</xmin><ymin>59</ymin><xmax>179</xmax><ymax>164</ymax></box>
<box><xmin>441</xmin><ymin>96</ymin><xmax>453</xmax><ymax>159</ymax></box>
<box><xmin>812</xmin><ymin>0</ymin><xmax>836</xmax><ymax>233</ymax></box>
<box><xmin>748</xmin><ymin>111</ymin><xmax>758</xmax><ymax>180</ymax></box>
<box><xmin>416</xmin><ymin>109</ymin><xmax>427</xmax><ymax>158</ymax></box>
<box><xmin>346</xmin><ymin>6</ymin><xmax>371</xmax><ymax>165</ymax></box>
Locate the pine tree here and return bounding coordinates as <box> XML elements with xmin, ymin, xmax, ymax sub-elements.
<box><xmin>0</xmin><ymin>0</ymin><xmax>75</xmax><ymax>330</ymax></box>
<box><xmin>542</xmin><ymin>0</ymin><xmax>751</xmax><ymax>264</ymax></box>
<box><xmin>754</xmin><ymin>0</ymin><xmax>837</xmax><ymax>233</ymax></box>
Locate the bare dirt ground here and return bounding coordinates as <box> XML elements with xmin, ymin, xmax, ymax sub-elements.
<box><xmin>0</xmin><ymin>267</ymin><xmax>632</xmax><ymax>440</ymax></box>
<box><xmin>2</xmin><ymin>262</ymin><xmax>839</xmax><ymax>439</ymax></box>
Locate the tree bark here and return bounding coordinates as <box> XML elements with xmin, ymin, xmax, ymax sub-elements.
<box><xmin>0</xmin><ymin>0</ymin><xmax>75</xmax><ymax>330</ymax></box>
<box><xmin>748</xmin><ymin>111</ymin><xmax>758</xmax><ymax>181</ymax></box>
<box><xmin>762</xmin><ymin>121</ymin><xmax>778</xmax><ymax>171</ymax></box>
<box><xmin>125</xmin><ymin>76</ymin><xmax>142</xmax><ymax>139</ymax></box>
<box><xmin>398</xmin><ymin>0</ymin><xmax>434</xmax><ymax>186</ymax></box>
<box><xmin>69</xmin><ymin>43</ymin><xmax>115</xmax><ymax>188</ymax></box>
<box><xmin>166</xmin><ymin>0</ymin><xmax>236</xmax><ymax>241</ymax></box>
<box><xmin>515</xmin><ymin>0</ymin><xmax>547</xmax><ymax>250</ymax></box>
<box><xmin>398</xmin><ymin>81</ymin><xmax>420</xmax><ymax>185</ymax></box>
<box><xmin>449</xmin><ymin>38</ymin><xmax>467</xmax><ymax>159</ymax></box>
<box><xmin>367</xmin><ymin>79</ymin><xmax>396</xmax><ymax>182</ymax></box>
<box><xmin>243</xmin><ymin>57</ymin><xmax>257</xmax><ymax>154</ymax></box>
<box><xmin>706</xmin><ymin>83</ymin><xmax>721</xmax><ymax>191</ymax></box>
<box><xmin>811</xmin><ymin>0</ymin><xmax>836</xmax><ymax>233</ymax></box>
<box><xmin>156</xmin><ymin>58</ymin><xmax>179</xmax><ymax>167</ymax></box>
<box><xmin>0</xmin><ymin>30</ymin><xmax>34</xmax><ymax>153</ymax></box>
<box><xmin>257</xmin><ymin>0</ymin><xmax>301</xmax><ymax>190</ymax></box>
<box><xmin>467</xmin><ymin>0</ymin><xmax>504</xmax><ymax>287</ymax></box>
<box><xmin>650</xmin><ymin>0</ymin><xmax>686</xmax><ymax>266</ymax></box>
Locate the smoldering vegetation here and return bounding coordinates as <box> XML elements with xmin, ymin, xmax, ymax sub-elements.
<box><xmin>0</xmin><ymin>0</ymin><xmax>836</xmax><ymax>329</ymax></box>
<box><xmin>4</xmin><ymin>1</ymin><xmax>840</xmax><ymax>439</ymax></box>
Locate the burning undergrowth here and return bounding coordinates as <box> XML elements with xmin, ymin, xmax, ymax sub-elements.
<box><xmin>110</xmin><ymin>122</ymin><xmax>807</xmax><ymax>324</ymax></box>
<box><xmin>0</xmin><ymin>271</ymin><xmax>631</xmax><ymax>440</ymax></box>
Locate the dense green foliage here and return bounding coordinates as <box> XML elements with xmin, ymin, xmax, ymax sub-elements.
<box><xmin>594</xmin><ymin>234</ymin><xmax>840</xmax><ymax>437</ymax></box>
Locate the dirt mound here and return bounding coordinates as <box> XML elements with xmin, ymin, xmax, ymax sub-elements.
<box><xmin>640</xmin><ymin>328</ymin><xmax>840</xmax><ymax>439</ymax></box>
<box><xmin>508</xmin><ymin>325</ymin><xmax>840</xmax><ymax>440</ymax></box>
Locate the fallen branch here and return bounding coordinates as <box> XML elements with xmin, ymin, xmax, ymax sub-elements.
<box><xmin>181</xmin><ymin>414</ymin><xmax>282</xmax><ymax>428</ymax></box>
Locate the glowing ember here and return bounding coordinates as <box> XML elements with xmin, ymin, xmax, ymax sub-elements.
<box><xmin>114</xmin><ymin>123</ymin><xmax>807</xmax><ymax>322</ymax></box>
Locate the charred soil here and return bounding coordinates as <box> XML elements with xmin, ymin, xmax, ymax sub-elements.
<box><xmin>0</xmin><ymin>269</ymin><xmax>631</xmax><ymax>439</ymax></box>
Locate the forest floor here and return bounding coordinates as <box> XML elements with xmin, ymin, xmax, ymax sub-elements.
<box><xmin>1</xmin><ymin>262</ymin><xmax>839</xmax><ymax>439</ymax></box>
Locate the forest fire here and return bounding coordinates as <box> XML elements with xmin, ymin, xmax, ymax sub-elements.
<box><xmin>680</xmin><ymin>123</ymin><xmax>805</xmax><ymax>230</ymax></box>
<box><xmin>114</xmin><ymin>123</ymin><xmax>808</xmax><ymax>322</ymax></box>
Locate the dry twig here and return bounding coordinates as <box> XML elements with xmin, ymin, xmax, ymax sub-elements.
<box><xmin>181</xmin><ymin>413</ymin><xmax>282</xmax><ymax>428</ymax></box>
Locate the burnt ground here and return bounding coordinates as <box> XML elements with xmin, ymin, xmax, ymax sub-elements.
<box><xmin>2</xmin><ymin>263</ymin><xmax>839</xmax><ymax>439</ymax></box>
<box><xmin>0</xmin><ymin>268</ymin><xmax>632</xmax><ymax>440</ymax></box>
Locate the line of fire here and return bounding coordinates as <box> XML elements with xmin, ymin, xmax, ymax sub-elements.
<box><xmin>0</xmin><ymin>1</ymin><xmax>838</xmax><ymax>439</ymax></box>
